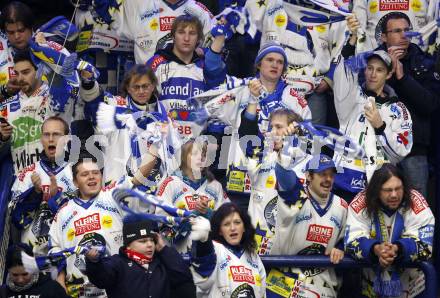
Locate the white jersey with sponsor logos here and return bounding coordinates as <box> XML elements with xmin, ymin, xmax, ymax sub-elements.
<box><xmin>155</xmin><ymin>174</ymin><xmax>229</xmax><ymax>252</ymax></box>
<box><xmin>270</xmin><ymin>184</ymin><xmax>348</xmax><ymax>297</ymax></box>
<box><xmin>345</xmin><ymin>190</ymin><xmax>434</xmax><ymax>297</ymax></box>
<box><xmin>11</xmin><ymin>160</ymin><xmax>75</xmax><ymax>256</ymax></box>
<box><xmin>148</xmin><ymin>51</ymin><xmax>207</xmax><ymax>138</ymax></box>
<box><xmin>353</xmin><ymin>0</ymin><xmax>437</xmax><ymax>51</ymax></box>
<box><xmin>84</xmin><ymin>89</ymin><xmax>161</xmax><ymax>185</ymax></box>
<box><xmin>107</xmin><ymin>0</ymin><xmax>213</xmax><ymax>63</ymax></box>
<box><xmin>48</xmin><ymin>177</ymin><xmax>138</xmax><ymax>298</ymax></box>
<box><xmin>333</xmin><ymin>57</ymin><xmax>413</xmax><ymax>193</ymax></box>
<box><xmin>0</xmin><ymin>31</ymin><xmax>14</xmax><ymax>88</ymax></box>
<box><xmin>198</xmin><ymin>81</ymin><xmax>311</xmax><ymax>196</ymax></box>
<box><xmin>247</xmin><ymin>150</ymin><xmax>310</xmax><ymax>256</ymax></box>
<box><xmin>192</xmin><ymin>241</ymin><xmax>267</xmax><ymax>298</ymax></box>
<box><xmin>246</xmin><ymin>0</ymin><xmax>346</xmax><ymax>94</ymax></box>
<box><xmin>0</xmin><ymin>83</ymin><xmax>77</xmax><ymax>174</ymax></box>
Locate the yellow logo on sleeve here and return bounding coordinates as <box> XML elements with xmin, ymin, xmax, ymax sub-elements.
<box><xmin>275</xmin><ymin>14</ymin><xmax>287</xmax><ymax>27</ymax></box>
<box><xmin>150</xmin><ymin>19</ymin><xmax>159</xmax><ymax>31</ymax></box>
<box><xmin>102</xmin><ymin>215</ymin><xmax>113</xmax><ymax>229</ymax></box>
<box><xmin>369</xmin><ymin>1</ymin><xmax>378</xmax><ymax>13</ymax></box>
<box><xmin>67</xmin><ymin>228</ymin><xmax>75</xmax><ymax>242</ymax></box>
<box><xmin>411</xmin><ymin>0</ymin><xmax>422</xmax><ymax>11</ymax></box>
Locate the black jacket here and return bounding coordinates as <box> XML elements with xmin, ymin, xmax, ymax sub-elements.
<box><xmin>378</xmin><ymin>43</ymin><xmax>440</xmax><ymax>156</ymax></box>
<box><xmin>2</xmin><ymin>273</ymin><xmax>70</xmax><ymax>298</ymax></box>
<box><xmin>85</xmin><ymin>246</ymin><xmax>196</xmax><ymax>298</ymax></box>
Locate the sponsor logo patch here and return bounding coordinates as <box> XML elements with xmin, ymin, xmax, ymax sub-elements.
<box><xmin>157</xmin><ymin>176</ymin><xmax>173</xmax><ymax>196</ymax></box>
<box><xmin>350</xmin><ymin>194</ymin><xmax>366</xmax><ymax>213</ymax></box>
<box><xmin>306</xmin><ymin>224</ymin><xmax>333</xmax><ymax>244</ymax></box>
<box><xmin>379</xmin><ymin>0</ymin><xmax>409</xmax><ymax>10</ymax></box>
<box><xmin>160</xmin><ymin>16</ymin><xmax>175</xmax><ymax>31</ymax></box>
<box><xmin>230</xmin><ymin>265</ymin><xmax>255</xmax><ymax>284</ymax></box>
<box><xmin>74</xmin><ymin>213</ymin><xmax>101</xmax><ymax>236</ymax></box>
<box><xmin>411</xmin><ymin>191</ymin><xmax>428</xmax><ymax>214</ymax></box>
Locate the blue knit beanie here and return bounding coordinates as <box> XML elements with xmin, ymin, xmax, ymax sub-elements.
<box><xmin>254</xmin><ymin>42</ymin><xmax>288</xmax><ymax>70</ymax></box>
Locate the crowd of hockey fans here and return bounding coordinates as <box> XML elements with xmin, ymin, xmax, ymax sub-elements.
<box><xmin>0</xmin><ymin>0</ymin><xmax>439</xmax><ymax>297</ymax></box>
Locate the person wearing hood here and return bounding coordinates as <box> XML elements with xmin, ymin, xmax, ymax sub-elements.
<box><xmin>10</xmin><ymin>116</ymin><xmax>76</xmax><ymax>257</ymax></box>
<box><xmin>332</xmin><ymin>39</ymin><xmax>413</xmax><ymax>202</ymax></box>
<box><xmin>85</xmin><ymin>215</ymin><xmax>196</xmax><ymax>298</ymax></box>
<box><xmin>1</xmin><ymin>244</ymin><xmax>70</xmax><ymax>298</ymax></box>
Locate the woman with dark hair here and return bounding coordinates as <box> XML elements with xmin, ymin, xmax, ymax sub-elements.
<box><xmin>1</xmin><ymin>244</ymin><xmax>70</xmax><ymax>298</ymax></box>
<box><xmin>345</xmin><ymin>164</ymin><xmax>434</xmax><ymax>298</ymax></box>
<box><xmin>155</xmin><ymin>138</ymin><xmax>229</xmax><ymax>253</ymax></box>
<box><xmin>189</xmin><ymin>203</ymin><xmax>266</xmax><ymax>297</ymax></box>
<box><xmin>80</xmin><ymin>63</ymin><xmax>163</xmax><ymax>185</ymax></box>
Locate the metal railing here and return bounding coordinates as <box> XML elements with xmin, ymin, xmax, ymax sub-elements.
<box><xmin>182</xmin><ymin>254</ymin><xmax>437</xmax><ymax>297</ymax></box>
<box><xmin>259</xmin><ymin>255</ymin><xmax>437</xmax><ymax>298</ymax></box>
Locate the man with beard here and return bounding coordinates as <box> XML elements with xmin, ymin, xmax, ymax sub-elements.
<box><xmin>0</xmin><ymin>50</ymin><xmax>76</xmax><ymax>175</ymax></box>
<box><xmin>10</xmin><ymin>116</ymin><xmax>76</xmax><ymax>257</ymax></box>
<box><xmin>268</xmin><ymin>154</ymin><xmax>347</xmax><ymax>298</ymax></box>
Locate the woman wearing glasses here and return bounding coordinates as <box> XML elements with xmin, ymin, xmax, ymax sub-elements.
<box><xmin>80</xmin><ymin>64</ymin><xmax>162</xmax><ymax>187</ymax></box>
<box><xmin>344</xmin><ymin>164</ymin><xmax>434</xmax><ymax>298</ymax></box>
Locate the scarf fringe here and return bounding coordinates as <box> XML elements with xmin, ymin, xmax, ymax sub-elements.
<box><xmin>373</xmin><ymin>273</ymin><xmax>402</xmax><ymax>297</ymax></box>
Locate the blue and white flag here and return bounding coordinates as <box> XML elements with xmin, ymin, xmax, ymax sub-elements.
<box><xmin>38</xmin><ymin>16</ymin><xmax>79</xmax><ymax>43</ymax></box>
<box><xmin>283</xmin><ymin>0</ymin><xmax>349</xmax><ymax>25</ymax></box>
<box><xmin>216</xmin><ymin>5</ymin><xmax>258</xmax><ymax>38</ymax></box>
<box><xmin>404</xmin><ymin>19</ymin><xmax>440</xmax><ymax>48</ymax></box>
<box><xmin>29</xmin><ymin>39</ymin><xmax>79</xmax><ymax>85</ymax></box>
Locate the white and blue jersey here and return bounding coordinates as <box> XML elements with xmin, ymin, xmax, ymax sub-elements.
<box><xmin>268</xmin><ymin>162</ymin><xmax>348</xmax><ymax>298</ymax></box>
<box><xmin>155</xmin><ymin>172</ymin><xmax>229</xmax><ymax>253</ymax></box>
<box><xmin>191</xmin><ymin>240</ymin><xmax>267</xmax><ymax>298</ymax></box>
<box><xmin>0</xmin><ymin>83</ymin><xmax>79</xmax><ymax>174</ymax></box>
<box><xmin>10</xmin><ymin>158</ymin><xmax>76</xmax><ymax>256</ymax></box>
<box><xmin>148</xmin><ymin>48</ymin><xmax>209</xmax><ymax>138</ymax></box>
<box><xmin>345</xmin><ymin>190</ymin><xmax>434</xmax><ymax>297</ymax></box>
<box><xmin>195</xmin><ymin>79</ymin><xmax>311</xmax><ymax>196</ymax></box>
<box><xmin>333</xmin><ymin>56</ymin><xmax>413</xmax><ymax>195</ymax></box>
<box><xmin>83</xmin><ymin>85</ymin><xmax>162</xmax><ymax>186</ymax></box>
<box><xmin>89</xmin><ymin>0</ymin><xmax>214</xmax><ymax>64</ymax></box>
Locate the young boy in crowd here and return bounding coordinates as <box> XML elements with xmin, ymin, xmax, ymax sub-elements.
<box><xmin>85</xmin><ymin>215</ymin><xmax>196</xmax><ymax>298</ymax></box>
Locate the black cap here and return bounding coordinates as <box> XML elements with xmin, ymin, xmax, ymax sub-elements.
<box><xmin>122</xmin><ymin>214</ymin><xmax>157</xmax><ymax>246</ymax></box>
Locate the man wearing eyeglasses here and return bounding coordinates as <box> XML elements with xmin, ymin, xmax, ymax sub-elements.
<box><xmin>9</xmin><ymin>116</ymin><xmax>76</xmax><ymax>258</ymax></box>
<box><xmin>345</xmin><ymin>12</ymin><xmax>439</xmax><ymax>200</ymax></box>
<box><xmin>352</xmin><ymin>0</ymin><xmax>437</xmax><ymax>52</ymax></box>
<box><xmin>377</xmin><ymin>12</ymin><xmax>440</xmax><ymax>200</ymax></box>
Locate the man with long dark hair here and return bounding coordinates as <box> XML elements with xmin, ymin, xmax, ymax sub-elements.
<box><xmin>345</xmin><ymin>164</ymin><xmax>434</xmax><ymax>297</ymax></box>
<box><xmin>268</xmin><ymin>154</ymin><xmax>347</xmax><ymax>297</ymax></box>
